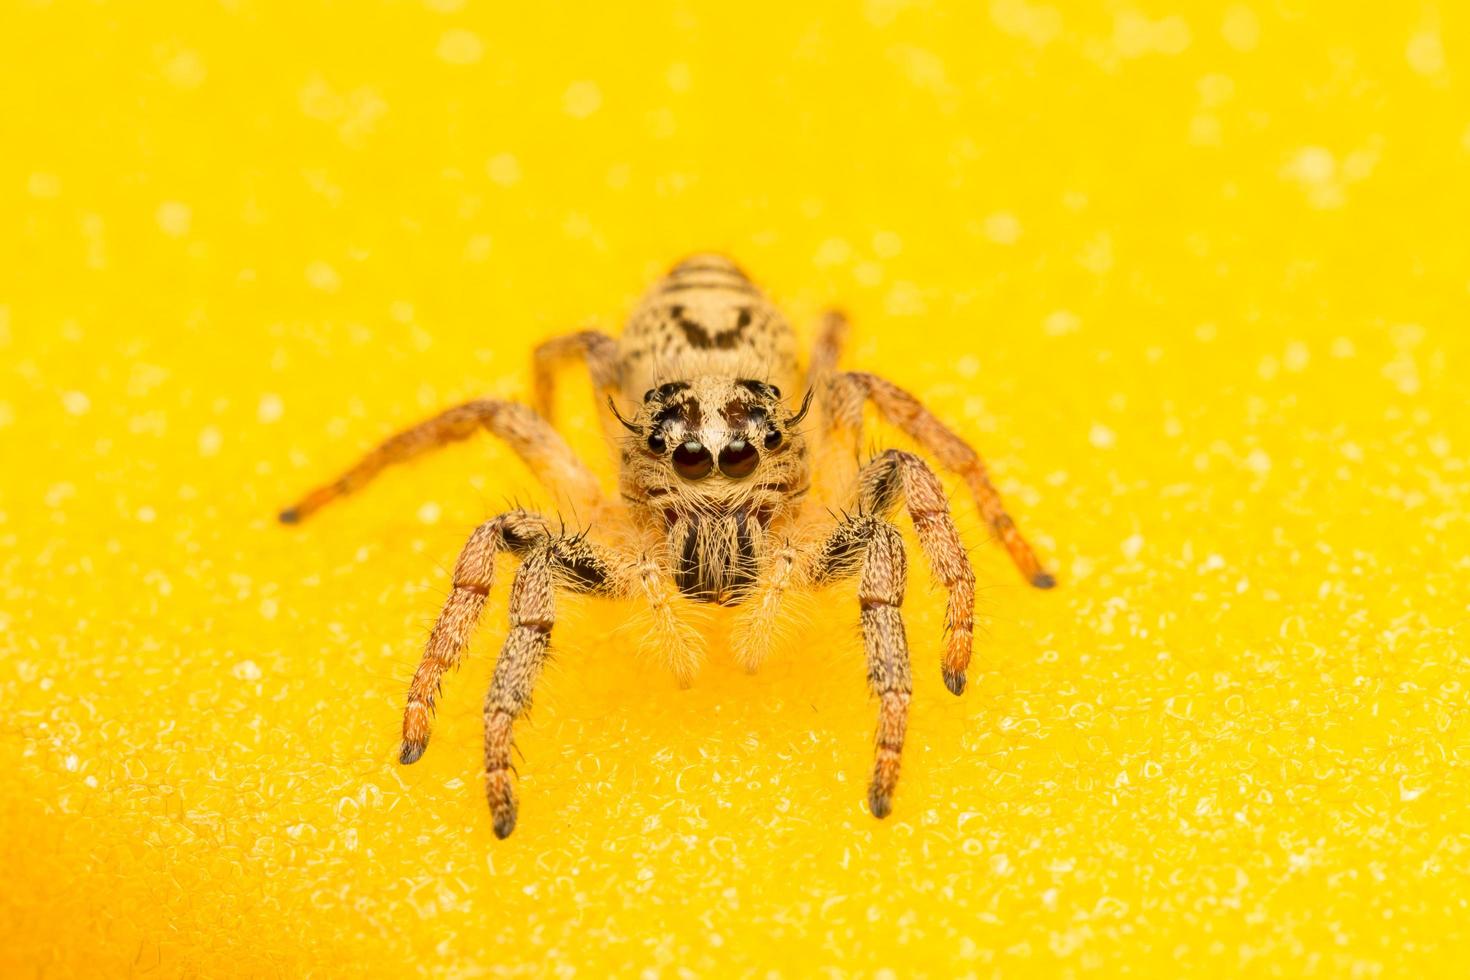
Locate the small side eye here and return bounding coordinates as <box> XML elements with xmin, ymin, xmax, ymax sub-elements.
<box><xmin>643</xmin><ymin>388</ymin><xmax>657</xmax><ymax>402</ymax></box>
<box><xmin>764</xmin><ymin>429</ymin><xmax>782</xmax><ymax>450</ymax></box>
<box><xmin>648</xmin><ymin>431</ymin><xmax>667</xmax><ymax>453</ymax></box>
<box><xmin>770</xmin><ymin>385</ymin><xmax>781</xmax><ymax>398</ymax></box>
<box><xmin>672</xmin><ymin>441</ymin><xmax>713</xmax><ymax>480</ymax></box>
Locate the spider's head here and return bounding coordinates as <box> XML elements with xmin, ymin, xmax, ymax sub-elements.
<box><xmin>612</xmin><ymin>376</ymin><xmax>812</xmax><ymax>502</ymax></box>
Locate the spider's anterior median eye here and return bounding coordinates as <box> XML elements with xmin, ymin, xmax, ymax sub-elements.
<box><xmin>672</xmin><ymin>441</ymin><xmax>713</xmax><ymax>479</ymax></box>
<box><xmin>647</xmin><ymin>430</ymin><xmax>667</xmax><ymax>453</ymax></box>
<box><xmin>764</xmin><ymin>429</ymin><xmax>782</xmax><ymax>450</ymax></box>
<box><xmin>718</xmin><ymin>439</ymin><xmax>759</xmax><ymax>478</ymax></box>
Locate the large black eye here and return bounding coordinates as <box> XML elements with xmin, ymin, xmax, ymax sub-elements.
<box><xmin>764</xmin><ymin>429</ymin><xmax>782</xmax><ymax>450</ymax></box>
<box><xmin>719</xmin><ymin>439</ymin><xmax>759</xmax><ymax>478</ymax></box>
<box><xmin>672</xmin><ymin>441</ymin><xmax>713</xmax><ymax>480</ymax></box>
<box><xmin>647</xmin><ymin>430</ymin><xmax>667</xmax><ymax>453</ymax></box>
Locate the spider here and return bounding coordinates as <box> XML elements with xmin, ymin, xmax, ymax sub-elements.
<box><xmin>280</xmin><ymin>255</ymin><xmax>1054</xmax><ymax>838</ymax></box>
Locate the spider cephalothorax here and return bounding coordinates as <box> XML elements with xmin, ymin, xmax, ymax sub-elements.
<box><xmin>613</xmin><ymin>376</ymin><xmax>814</xmax><ymax>605</ymax></box>
<box><xmin>282</xmin><ymin>253</ymin><xmax>1055</xmax><ymax>838</ymax></box>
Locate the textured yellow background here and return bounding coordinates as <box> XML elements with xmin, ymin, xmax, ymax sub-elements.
<box><xmin>3</xmin><ymin>0</ymin><xmax>1469</xmax><ymax>975</ymax></box>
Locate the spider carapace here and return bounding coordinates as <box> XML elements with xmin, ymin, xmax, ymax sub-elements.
<box><xmin>281</xmin><ymin>255</ymin><xmax>1054</xmax><ymax>838</ymax></box>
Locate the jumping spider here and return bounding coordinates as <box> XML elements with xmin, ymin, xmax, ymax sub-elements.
<box><xmin>281</xmin><ymin>255</ymin><xmax>1054</xmax><ymax>838</ymax></box>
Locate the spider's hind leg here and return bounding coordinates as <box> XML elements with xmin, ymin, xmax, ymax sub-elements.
<box><xmin>824</xmin><ymin>370</ymin><xmax>1055</xmax><ymax>589</ymax></box>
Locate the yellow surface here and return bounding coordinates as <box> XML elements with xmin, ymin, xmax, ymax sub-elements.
<box><xmin>3</xmin><ymin>1</ymin><xmax>1468</xmax><ymax>975</ymax></box>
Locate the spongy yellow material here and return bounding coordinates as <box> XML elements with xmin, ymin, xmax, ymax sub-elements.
<box><xmin>4</xmin><ymin>1</ymin><xmax>1468</xmax><ymax>975</ymax></box>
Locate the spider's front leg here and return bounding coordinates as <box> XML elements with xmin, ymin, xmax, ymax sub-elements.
<box><xmin>809</xmin><ymin>515</ymin><xmax>913</xmax><ymax>819</ymax></box>
<box><xmin>736</xmin><ymin>450</ymin><xmax>976</xmax><ymax>694</ymax></box>
<box><xmin>398</xmin><ymin>510</ymin><xmax>619</xmax><ymax>837</ymax></box>
<box><xmin>858</xmin><ymin>449</ymin><xmax>977</xmax><ymax>695</ymax></box>
<box><xmin>279</xmin><ymin>400</ymin><xmax>601</xmax><ymax>524</ymax></box>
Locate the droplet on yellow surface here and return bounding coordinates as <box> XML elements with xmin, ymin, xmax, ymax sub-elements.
<box><xmin>27</xmin><ymin>172</ymin><xmax>61</xmax><ymax>198</ymax></box>
<box><xmin>1221</xmin><ymin>4</ymin><xmax>1260</xmax><ymax>52</ymax></box>
<box><xmin>813</xmin><ymin>237</ymin><xmax>852</xmax><ymax>267</ymax></box>
<box><xmin>1043</xmin><ymin>310</ymin><xmax>1081</xmax><ymax>336</ymax></box>
<box><xmin>305</xmin><ymin>261</ymin><xmax>340</xmax><ymax>292</ymax></box>
<box><xmin>61</xmin><ymin>391</ymin><xmax>91</xmax><ymax>416</ymax></box>
<box><xmin>156</xmin><ymin>201</ymin><xmax>192</xmax><ymax>237</ymax></box>
<box><xmin>872</xmin><ymin>230</ymin><xmax>903</xmax><ymax>257</ymax></box>
<box><xmin>161</xmin><ymin>47</ymin><xmax>207</xmax><ymax>89</ymax></box>
<box><xmin>562</xmin><ymin>80</ymin><xmax>603</xmax><ymax>118</ymax></box>
<box><xmin>257</xmin><ymin>393</ymin><xmax>284</xmax><ymax>424</ymax></box>
<box><xmin>436</xmin><ymin>28</ymin><xmax>483</xmax><ymax>65</ymax></box>
<box><xmin>486</xmin><ymin>153</ymin><xmax>521</xmax><ymax>187</ymax></box>
<box><xmin>1405</xmin><ymin>30</ymin><xmax>1445</xmax><ymax>76</ymax></box>
<box><xmin>198</xmin><ymin>426</ymin><xmax>222</xmax><ymax>457</ymax></box>
<box><xmin>983</xmin><ymin>212</ymin><xmax>1022</xmax><ymax>244</ymax></box>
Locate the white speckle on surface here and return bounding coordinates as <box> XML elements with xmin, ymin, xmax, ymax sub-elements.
<box><xmin>989</xmin><ymin>0</ymin><xmax>1062</xmax><ymax>46</ymax></box>
<box><xmin>1089</xmin><ymin>423</ymin><xmax>1116</xmax><ymax>449</ymax></box>
<box><xmin>666</xmin><ymin>62</ymin><xmax>691</xmax><ymax>92</ymax></box>
<box><xmin>1221</xmin><ymin>4</ymin><xmax>1259</xmax><ymax>52</ymax></box>
<box><xmin>813</xmin><ymin>237</ymin><xmax>852</xmax><ymax>267</ymax></box>
<box><xmin>1287</xmin><ymin>147</ymin><xmax>1335</xmax><ymax>184</ymax></box>
<box><xmin>884</xmin><ymin>281</ymin><xmax>926</xmax><ymax>317</ymax></box>
<box><xmin>28</xmin><ymin>172</ymin><xmax>62</xmax><ymax>198</ymax></box>
<box><xmin>198</xmin><ymin>425</ymin><xmax>222</xmax><ymax>456</ymax></box>
<box><xmin>136</xmin><ymin>506</ymin><xmax>156</xmax><ymax>523</ymax></box>
<box><xmin>436</xmin><ymin>29</ymin><xmax>483</xmax><ymax>65</ymax></box>
<box><xmin>486</xmin><ymin>153</ymin><xmax>521</xmax><ymax>187</ymax></box>
<box><xmin>162</xmin><ymin>48</ymin><xmax>207</xmax><ymax>89</ymax></box>
<box><xmin>257</xmin><ymin>393</ymin><xmax>284</xmax><ymax>424</ymax></box>
<box><xmin>62</xmin><ymin>391</ymin><xmax>91</xmax><ymax>416</ymax></box>
<box><xmin>156</xmin><ymin>201</ymin><xmax>192</xmax><ymax>237</ymax></box>
<box><xmin>1043</xmin><ymin>310</ymin><xmax>1080</xmax><ymax>336</ymax></box>
<box><xmin>872</xmin><ymin>230</ymin><xmax>903</xmax><ymax>257</ymax></box>
<box><xmin>1245</xmin><ymin>449</ymin><xmax>1271</xmax><ymax>474</ymax></box>
<box><xmin>1406</xmin><ymin>30</ymin><xmax>1445</xmax><ymax>76</ymax></box>
<box><xmin>260</xmin><ymin>598</ymin><xmax>279</xmax><ymax>620</ymax></box>
<box><xmin>1198</xmin><ymin>73</ymin><xmax>1235</xmax><ymax>107</ymax></box>
<box><xmin>417</xmin><ymin>501</ymin><xmax>441</xmax><ymax>525</ymax></box>
<box><xmin>1282</xmin><ymin>147</ymin><xmax>1344</xmax><ymax>208</ymax></box>
<box><xmin>464</xmin><ymin>234</ymin><xmax>491</xmax><ymax>261</ymax></box>
<box><xmin>1113</xmin><ymin>11</ymin><xmax>1191</xmax><ymax>58</ymax></box>
<box><xmin>1283</xmin><ymin>341</ymin><xmax>1310</xmax><ymax>373</ymax></box>
<box><xmin>306</xmin><ymin>261</ymin><xmax>340</xmax><ymax>292</ymax></box>
<box><xmin>1121</xmin><ymin>534</ymin><xmax>1144</xmax><ymax>560</ymax></box>
<box><xmin>983</xmin><ymin>211</ymin><xmax>1022</xmax><ymax>244</ymax></box>
<box><xmin>232</xmin><ymin>660</ymin><xmax>263</xmax><ymax>681</ymax></box>
<box><xmin>563</xmin><ymin>81</ymin><xmax>603</xmax><ymax>119</ymax></box>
